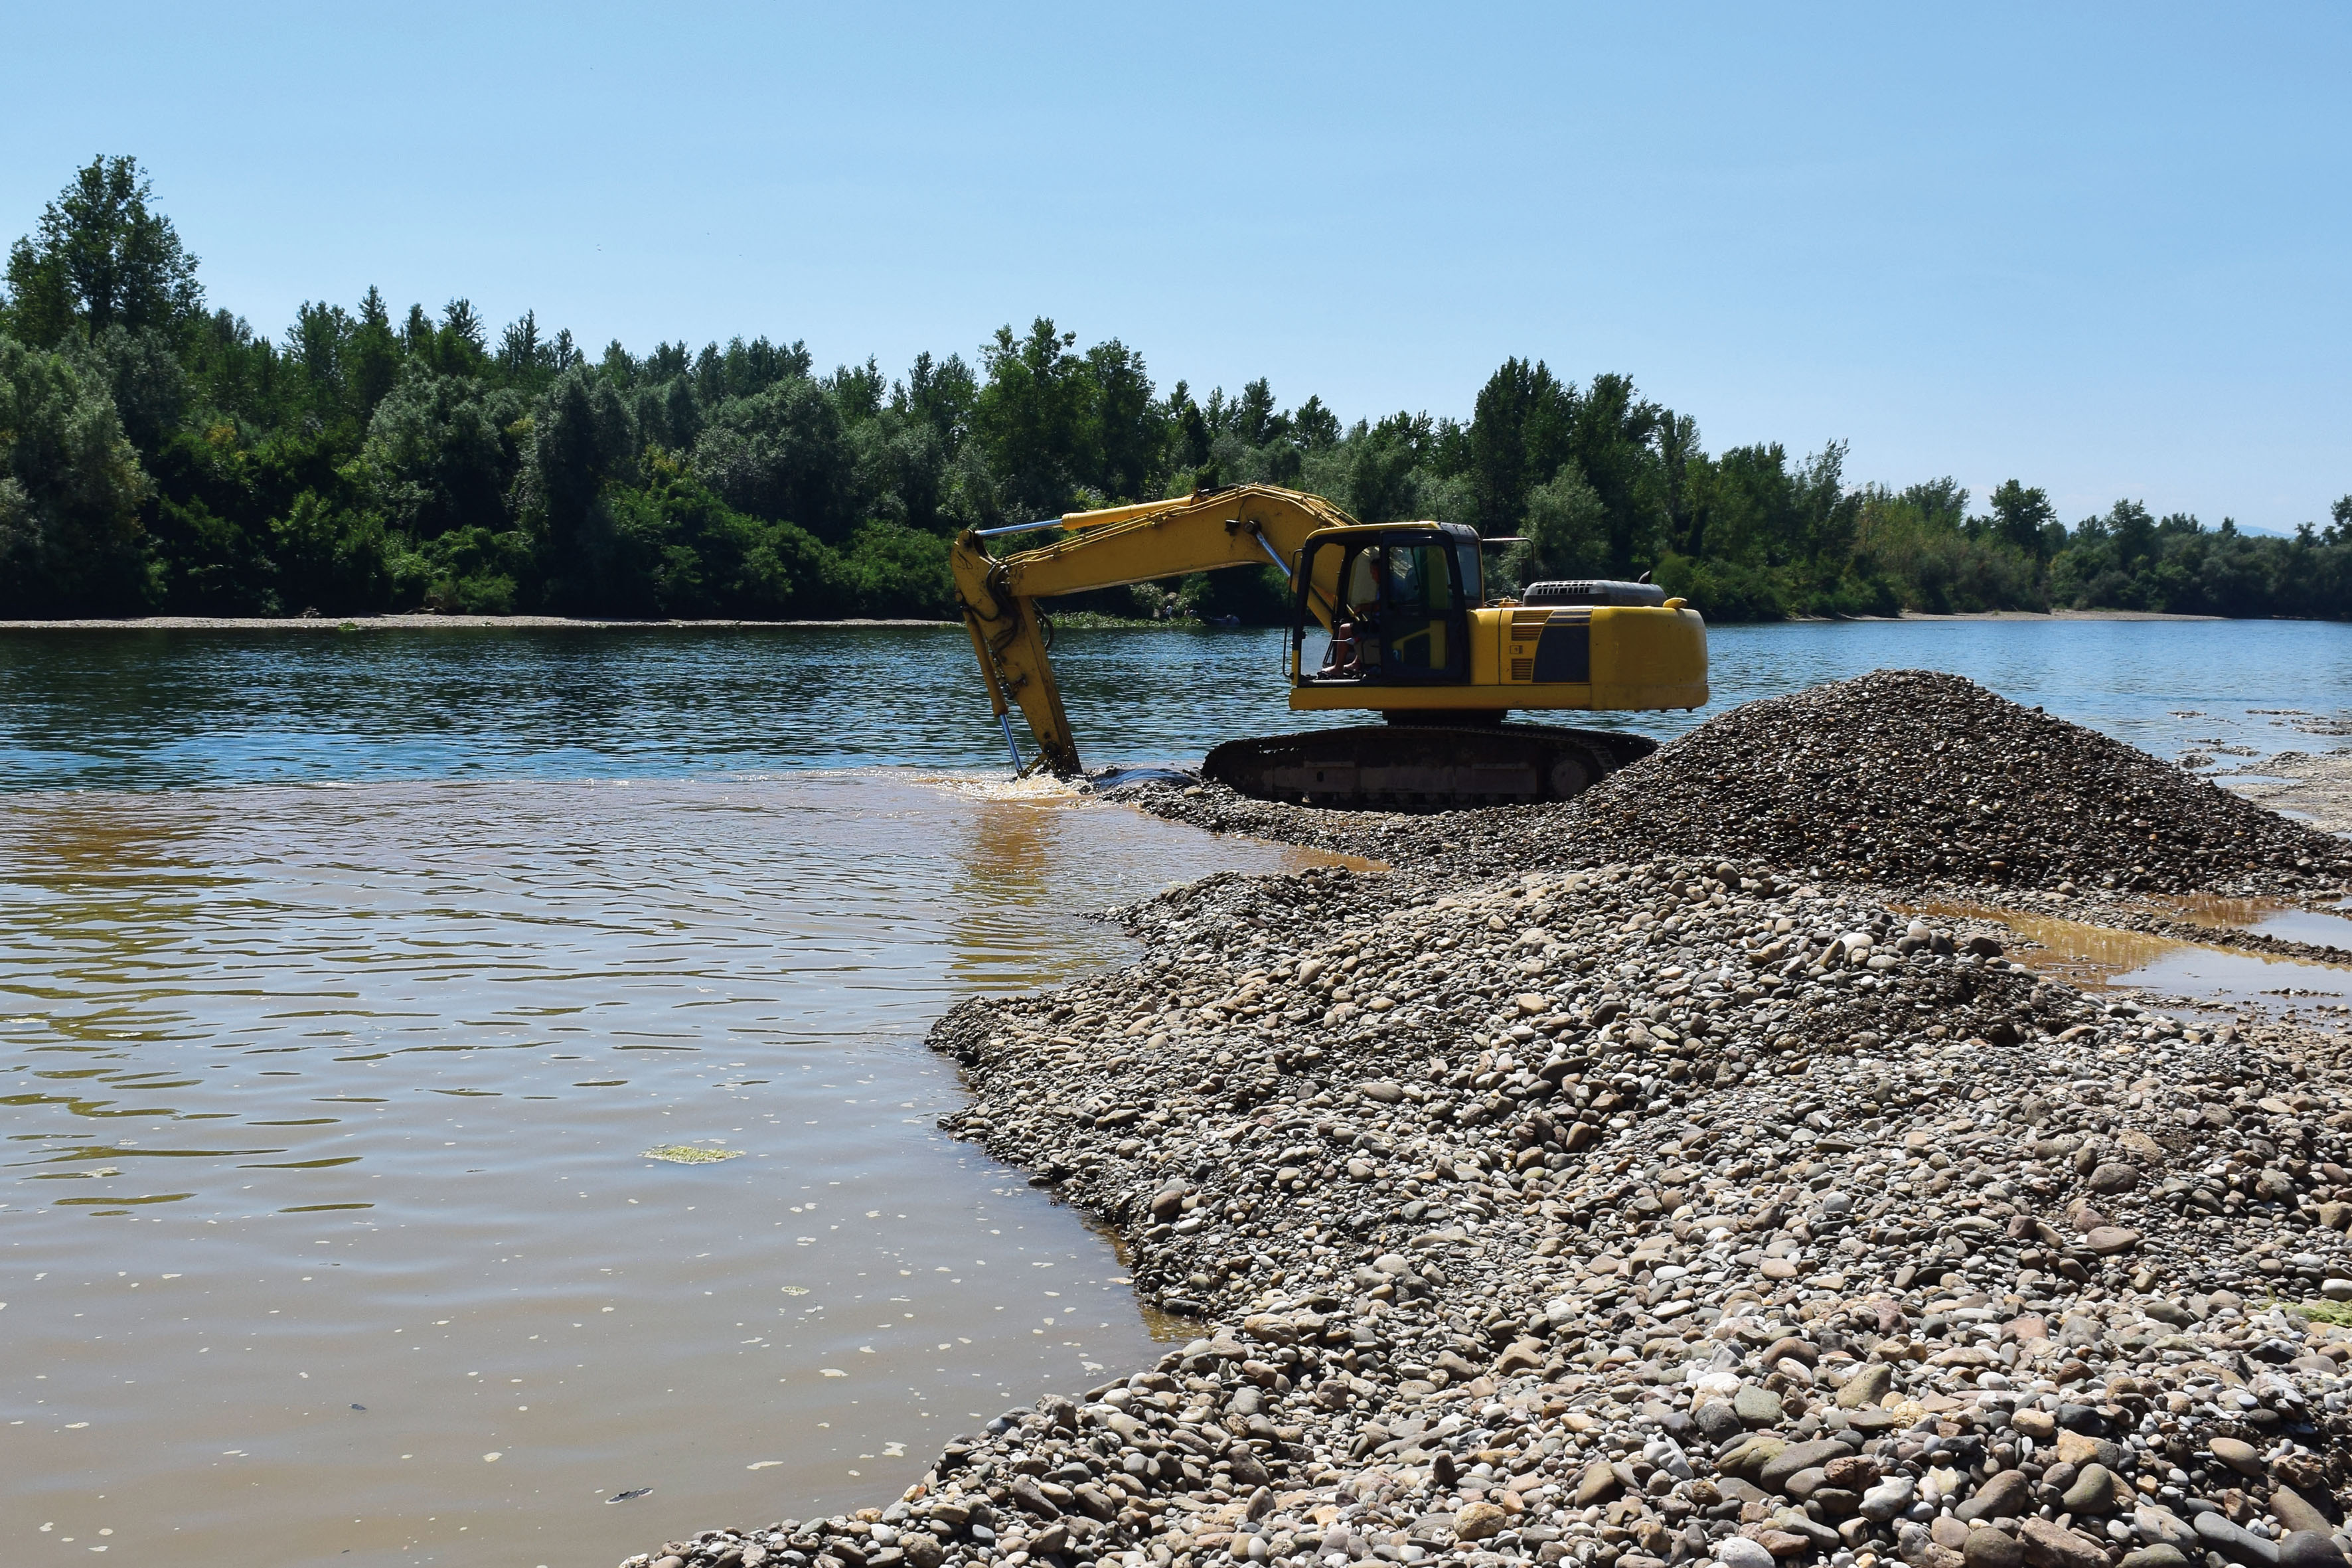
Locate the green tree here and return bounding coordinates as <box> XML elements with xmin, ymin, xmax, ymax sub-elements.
<box><xmin>975</xmin><ymin>318</ymin><xmax>1092</xmax><ymax>516</ymax></box>
<box><xmin>525</xmin><ymin>368</ymin><xmax>638</xmax><ymax>538</ymax></box>
<box><xmin>271</xmin><ymin>491</ymin><xmax>394</xmax><ymax>613</ymax></box>
<box><xmin>0</xmin><ymin>334</ymin><xmax>155</xmax><ymax>612</ymax></box>
<box><xmin>1291</xmin><ymin>395</ymin><xmax>1341</xmax><ymax>449</ymax></box>
<box><xmin>826</xmin><ymin>356</ymin><xmax>888</xmax><ymax>423</ymax></box>
<box><xmin>690</xmin><ymin>376</ymin><xmax>855</xmax><ymax>540</ymax></box>
<box><xmin>3</xmin><ymin>156</ymin><xmax>201</xmax><ymax>349</ymax></box>
<box><xmin>287</xmin><ymin>299</ymin><xmax>353</xmax><ymax>422</ymax></box>
<box><xmin>1986</xmin><ymin>479</ymin><xmax>2058</xmax><ymax>558</ymax></box>
<box><xmin>431</xmin><ymin>299</ymin><xmax>488</xmax><ymax>377</ymax></box>
<box><xmin>362</xmin><ymin>365</ymin><xmax>525</xmax><ymax>540</ymax></box>
<box><xmin>1228</xmin><ymin>378</ymin><xmax>1282</xmax><ymax>445</ymax></box>
<box><xmin>1569</xmin><ymin>373</ymin><xmax>1670</xmax><ymax>573</ymax></box>
<box><xmin>1504</xmin><ymin>463</ymin><xmax>1608</xmax><ymax>586</ymax></box>
<box><xmin>1344</xmin><ymin>414</ymin><xmax>1431</xmax><ymax>522</ymax></box>
<box><xmin>591</xmin><ymin>459</ymin><xmax>819</xmax><ymax>617</ymax></box>
<box><xmin>350</xmin><ymin>287</ymin><xmax>402</xmax><ymax>422</ymax></box>
<box><xmin>1466</xmin><ymin>357</ymin><xmax>1575</xmax><ymax>536</ymax></box>
<box><xmin>64</xmin><ymin>324</ymin><xmax>186</xmax><ymax>456</ymax></box>
<box><xmin>1085</xmin><ymin>340</ymin><xmax>1160</xmax><ymax>501</ymax></box>
<box><xmin>143</xmin><ymin>425</ymin><xmax>279</xmax><ymax>613</ymax></box>
<box><xmin>848</xmin><ymin>413</ymin><xmax>949</xmax><ymax>530</ymax></box>
<box><xmin>898</xmin><ymin>351</ymin><xmax>979</xmax><ymax>455</ymax></box>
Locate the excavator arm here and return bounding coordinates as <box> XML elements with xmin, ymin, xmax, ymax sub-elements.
<box><xmin>952</xmin><ymin>485</ymin><xmax>1363</xmax><ymax>777</ymax></box>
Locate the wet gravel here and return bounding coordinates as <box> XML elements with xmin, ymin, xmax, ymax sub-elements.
<box><xmin>626</xmin><ymin>676</ymin><xmax>2352</xmax><ymax>1568</ymax></box>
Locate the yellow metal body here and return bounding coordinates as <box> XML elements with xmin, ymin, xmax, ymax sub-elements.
<box><xmin>951</xmin><ymin>483</ymin><xmax>1707</xmax><ymax>776</ymax></box>
<box><xmin>1285</xmin><ymin>604</ymin><xmax>1708</xmax><ymax>711</ymax></box>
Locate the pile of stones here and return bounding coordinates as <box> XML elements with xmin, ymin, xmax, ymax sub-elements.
<box><xmin>1123</xmin><ymin>673</ymin><xmax>2352</xmax><ymax>898</ymax></box>
<box><xmin>1560</xmin><ymin>672</ymin><xmax>2349</xmax><ymax>895</ymax></box>
<box><xmin>627</xmin><ymin>854</ymin><xmax>2352</xmax><ymax>1568</ymax></box>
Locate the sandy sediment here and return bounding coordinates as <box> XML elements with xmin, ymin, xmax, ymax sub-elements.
<box><xmin>2217</xmin><ymin>755</ymin><xmax>2352</xmax><ymax>841</ymax></box>
<box><xmin>625</xmin><ymin>676</ymin><xmax>2352</xmax><ymax>1568</ymax></box>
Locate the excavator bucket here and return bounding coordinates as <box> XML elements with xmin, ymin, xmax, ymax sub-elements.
<box><xmin>1202</xmin><ymin>723</ymin><xmax>1656</xmax><ymax>810</ymax></box>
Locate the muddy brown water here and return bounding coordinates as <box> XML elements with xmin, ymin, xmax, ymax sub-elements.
<box><xmin>0</xmin><ymin>775</ymin><xmax>1359</xmax><ymax>1566</ymax></box>
<box><xmin>1905</xmin><ymin>896</ymin><xmax>2352</xmax><ymax>1006</ymax></box>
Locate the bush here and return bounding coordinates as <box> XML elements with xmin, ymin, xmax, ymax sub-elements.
<box><xmin>832</xmin><ymin>522</ymin><xmax>954</xmax><ymax>618</ymax></box>
<box><xmin>1652</xmin><ymin>553</ymin><xmax>1787</xmax><ymax>621</ymax></box>
<box><xmin>272</xmin><ymin>491</ymin><xmax>394</xmax><ymax>613</ymax></box>
<box><xmin>395</xmin><ymin>525</ymin><xmax>536</xmax><ymax>613</ymax></box>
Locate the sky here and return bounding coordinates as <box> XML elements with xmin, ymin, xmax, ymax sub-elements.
<box><xmin>5</xmin><ymin>2</ymin><xmax>2347</xmax><ymax>532</ymax></box>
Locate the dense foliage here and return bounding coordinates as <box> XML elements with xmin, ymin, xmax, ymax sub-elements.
<box><xmin>4</xmin><ymin>159</ymin><xmax>2347</xmax><ymax>623</ymax></box>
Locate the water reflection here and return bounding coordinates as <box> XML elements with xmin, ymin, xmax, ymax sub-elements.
<box><xmin>1904</xmin><ymin>898</ymin><xmax>2352</xmax><ymax>1008</ymax></box>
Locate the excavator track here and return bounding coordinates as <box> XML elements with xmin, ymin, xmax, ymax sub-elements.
<box><xmin>1202</xmin><ymin>723</ymin><xmax>1656</xmax><ymax>810</ymax></box>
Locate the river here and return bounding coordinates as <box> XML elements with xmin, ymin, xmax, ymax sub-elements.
<box><xmin>1</xmin><ymin>617</ymin><xmax>2347</xmax><ymax>1566</ymax></box>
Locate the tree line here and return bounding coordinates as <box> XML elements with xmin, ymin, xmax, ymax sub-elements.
<box><xmin>5</xmin><ymin>157</ymin><xmax>2348</xmax><ymax>624</ymax></box>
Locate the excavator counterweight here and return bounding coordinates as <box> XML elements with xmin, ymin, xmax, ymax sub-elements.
<box><xmin>951</xmin><ymin>484</ymin><xmax>1707</xmax><ymax>808</ymax></box>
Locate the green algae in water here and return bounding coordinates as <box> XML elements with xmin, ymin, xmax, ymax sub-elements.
<box><xmin>641</xmin><ymin>1144</ymin><xmax>742</xmax><ymax>1164</ymax></box>
<box><xmin>2276</xmin><ymin>1297</ymin><xmax>2352</xmax><ymax>1326</ymax></box>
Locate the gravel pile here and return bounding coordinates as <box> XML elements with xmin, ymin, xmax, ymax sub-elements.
<box><xmin>625</xmin><ymin>850</ymin><xmax>2352</xmax><ymax>1568</ymax></box>
<box><xmin>1565</xmin><ymin>673</ymin><xmax>2347</xmax><ymax>895</ymax></box>
<box><xmin>1119</xmin><ymin>672</ymin><xmax>2352</xmax><ymax>898</ymax></box>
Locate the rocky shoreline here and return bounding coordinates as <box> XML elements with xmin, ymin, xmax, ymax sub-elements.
<box><xmin>626</xmin><ymin>674</ymin><xmax>2352</xmax><ymax>1568</ymax></box>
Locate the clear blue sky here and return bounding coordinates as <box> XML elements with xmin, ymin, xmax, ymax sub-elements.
<box><xmin>7</xmin><ymin>2</ymin><xmax>2346</xmax><ymax>532</ymax></box>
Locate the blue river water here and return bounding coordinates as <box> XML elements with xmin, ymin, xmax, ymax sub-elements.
<box><xmin>2</xmin><ymin>617</ymin><xmax>2348</xmax><ymax>792</ymax></box>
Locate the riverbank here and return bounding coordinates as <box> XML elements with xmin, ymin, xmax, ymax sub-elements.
<box><xmin>626</xmin><ymin>677</ymin><xmax>2352</xmax><ymax>1568</ymax></box>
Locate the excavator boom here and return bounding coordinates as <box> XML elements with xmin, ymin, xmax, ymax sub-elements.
<box><xmin>951</xmin><ymin>485</ymin><xmax>1364</xmax><ymax>775</ymax></box>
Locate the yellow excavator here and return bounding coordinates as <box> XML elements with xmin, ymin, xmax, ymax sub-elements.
<box><xmin>951</xmin><ymin>483</ymin><xmax>1707</xmax><ymax>808</ymax></box>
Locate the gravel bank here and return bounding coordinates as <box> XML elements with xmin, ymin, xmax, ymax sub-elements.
<box><xmin>626</xmin><ymin>678</ymin><xmax>2352</xmax><ymax>1568</ymax></box>
<box><xmin>1124</xmin><ymin>674</ymin><xmax>2351</xmax><ymax>900</ymax></box>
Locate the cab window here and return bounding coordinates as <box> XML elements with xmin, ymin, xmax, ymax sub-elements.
<box><xmin>1296</xmin><ymin>534</ymin><xmax>1468</xmax><ymax>683</ymax></box>
<box><xmin>1455</xmin><ymin>538</ymin><xmax>1484</xmax><ymax>606</ymax></box>
<box><xmin>1379</xmin><ymin>541</ymin><xmax>1457</xmax><ymax>673</ymax></box>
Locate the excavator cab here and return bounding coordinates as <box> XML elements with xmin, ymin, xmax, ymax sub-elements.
<box><xmin>1294</xmin><ymin>524</ymin><xmax>1482</xmax><ymax>686</ymax></box>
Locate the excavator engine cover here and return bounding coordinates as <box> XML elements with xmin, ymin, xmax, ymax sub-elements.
<box><xmin>1202</xmin><ymin>723</ymin><xmax>1656</xmax><ymax>810</ymax></box>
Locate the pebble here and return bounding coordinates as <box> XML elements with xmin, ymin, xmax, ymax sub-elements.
<box><xmin>1858</xmin><ymin>1474</ymin><xmax>1913</xmax><ymax>1522</ymax></box>
<box><xmin>625</xmin><ymin>678</ymin><xmax>2352</xmax><ymax>1568</ymax></box>
<box><xmin>1963</xmin><ymin>1527</ymin><xmax>2024</xmax><ymax>1568</ymax></box>
<box><xmin>2210</xmin><ymin>1435</ymin><xmax>2265</xmax><ymax>1474</ymax></box>
<box><xmin>2275</xmin><ymin>1488</ymin><xmax>2336</xmax><ymax>1538</ymax></box>
<box><xmin>2280</xmin><ymin>1533</ymin><xmax>2349</xmax><ymax>1568</ymax></box>
<box><xmin>2197</xmin><ymin>1510</ymin><xmax>2282</xmax><ymax>1567</ymax></box>
<box><xmin>2020</xmin><ymin>1518</ymin><xmax>2114</xmax><ymax>1568</ymax></box>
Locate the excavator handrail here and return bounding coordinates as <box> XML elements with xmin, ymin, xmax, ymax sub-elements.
<box><xmin>951</xmin><ymin>484</ymin><xmax>1381</xmax><ymax>777</ymax></box>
